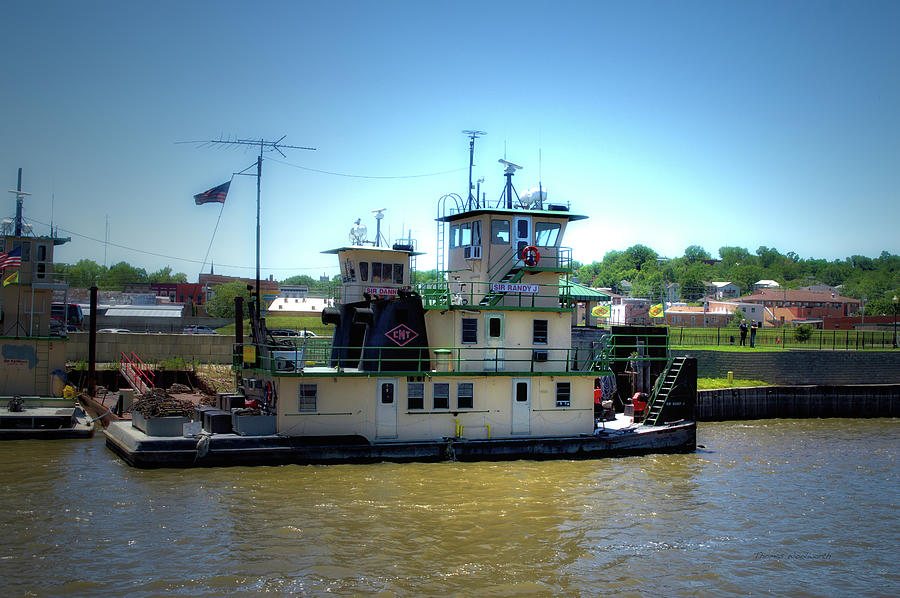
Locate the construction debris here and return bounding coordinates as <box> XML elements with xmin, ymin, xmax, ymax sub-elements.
<box><xmin>130</xmin><ymin>388</ymin><xmax>194</xmax><ymax>418</ymax></box>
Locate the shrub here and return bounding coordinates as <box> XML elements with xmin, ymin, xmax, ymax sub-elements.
<box><xmin>794</xmin><ymin>324</ymin><xmax>813</xmax><ymax>343</ymax></box>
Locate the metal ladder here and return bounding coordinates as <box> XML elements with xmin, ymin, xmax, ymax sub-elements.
<box><xmin>643</xmin><ymin>356</ymin><xmax>686</xmax><ymax>426</ymax></box>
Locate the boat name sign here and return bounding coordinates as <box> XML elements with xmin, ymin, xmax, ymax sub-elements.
<box><xmin>491</xmin><ymin>283</ymin><xmax>539</xmax><ymax>294</ymax></box>
<box><xmin>365</xmin><ymin>286</ymin><xmax>399</xmax><ymax>297</ymax></box>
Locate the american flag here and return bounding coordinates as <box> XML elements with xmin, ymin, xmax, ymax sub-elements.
<box><xmin>194</xmin><ymin>181</ymin><xmax>231</xmax><ymax>205</ymax></box>
<box><xmin>0</xmin><ymin>246</ymin><xmax>22</xmax><ymax>269</ymax></box>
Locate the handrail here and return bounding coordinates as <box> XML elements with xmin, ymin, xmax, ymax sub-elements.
<box><xmin>120</xmin><ymin>351</ymin><xmax>155</xmax><ymax>391</ymax></box>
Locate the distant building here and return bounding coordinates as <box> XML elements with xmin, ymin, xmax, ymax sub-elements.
<box><xmin>753</xmin><ymin>279</ymin><xmax>781</xmax><ymax>291</ymax></box>
<box><xmin>704</xmin><ymin>281</ymin><xmax>740</xmax><ymax>299</ymax></box>
<box><xmin>736</xmin><ymin>289</ymin><xmax>861</xmax><ymax>319</ymax></box>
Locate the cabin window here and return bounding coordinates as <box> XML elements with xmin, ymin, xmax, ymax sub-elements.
<box><xmin>556</xmin><ymin>382</ymin><xmax>571</xmax><ymax>407</ymax></box>
<box><xmin>408</xmin><ymin>382</ymin><xmax>424</xmax><ymax>410</ymax></box>
<box><xmin>516</xmin><ymin>382</ymin><xmax>528</xmax><ymax>402</ymax></box>
<box><xmin>360</xmin><ymin>262</ymin><xmax>369</xmax><ymax>282</ymax></box>
<box><xmin>37</xmin><ymin>244</ymin><xmax>48</xmax><ymax>262</ymax></box>
<box><xmin>298</xmin><ymin>384</ymin><xmax>317</xmax><ymax>412</ymax></box>
<box><xmin>457</xmin><ymin>383</ymin><xmax>473</xmax><ymax>409</ymax></box>
<box><xmin>534</xmin><ymin>222</ymin><xmax>561</xmax><ymax>247</ymax></box>
<box><xmin>11</xmin><ymin>240</ymin><xmax>31</xmax><ymax>263</ymax></box>
<box><xmin>488</xmin><ymin>316</ymin><xmax>503</xmax><ymax>338</ymax></box>
<box><xmin>461</xmin><ymin>318</ymin><xmax>478</xmax><ymax>344</ymax></box>
<box><xmin>36</xmin><ymin>263</ymin><xmax>46</xmax><ymax>279</ymax></box>
<box><xmin>433</xmin><ymin>383</ymin><xmax>449</xmax><ymax>409</ymax></box>
<box><xmin>460</xmin><ymin>223</ymin><xmax>472</xmax><ymax>246</ymax></box>
<box><xmin>371</xmin><ymin>262</ymin><xmax>383</xmax><ymax>282</ymax></box>
<box><xmin>471</xmin><ymin>221</ymin><xmax>481</xmax><ymax>246</ymax></box>
<box><xmin>449</xmin><ymin>225</ymin><xmax>460</xmax><ymax>248</ymax></box>
<box><xmin>491</xmin><ymin>219</ymin><xmax>510</xmax><ymax>244</ymax></box>
<box><xmin>533</xmin><ymin>319</ymin><xmax>548</xmax><ymax>344</ymax></box>
<box><xmin>393</xmin><ymin>263</ymin><xmax>403</xmax><ymax>284</ymax></box>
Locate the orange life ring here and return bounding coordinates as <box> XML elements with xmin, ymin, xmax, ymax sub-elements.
<box><xmin>521</xmin><ymin>245</ymin><xmax>541</xmax><ymax>267</ymax></box>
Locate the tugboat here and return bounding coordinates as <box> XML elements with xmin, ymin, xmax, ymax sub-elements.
<box><xmin>0</xmin><ymin>169</ymin><xmax>92</xmax><ymax>439</ymax></box>
<box><xmin>105</xmin><ymin>152</ymin><xmax>695</xmax><ymax>467</ymax></box>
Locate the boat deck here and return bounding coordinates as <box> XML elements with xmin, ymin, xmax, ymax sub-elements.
<box><xmin>0</xmin><ymin>404</ymin><xmax>94</xmax><ymax>440</ymax></box>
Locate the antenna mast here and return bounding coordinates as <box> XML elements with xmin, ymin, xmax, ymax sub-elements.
<box><xmin>462</xmin><ymin>130</ymin><xmax>486</xmax><ymax>210</ymax></box>
<box><xmin>184</xmin><ymin>136</ymin><xmax>315</xmax><ymax>319</ymax></box>
<box><xmin>8</xmin><ymin>168</ymin><xmax>31</xmax><ymax>236</ymax></box>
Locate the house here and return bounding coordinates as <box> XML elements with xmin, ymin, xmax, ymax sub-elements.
<box><xmin>706</xmin><ymin>300</ymin><xmax>766</xmax><ymax>326</ymax></box>
<box><xmin>664</xmin><ymin>305</ymin><xmax>731</xmax><ymax>328</ymax></box>
<box><xmin>704</xmin><ymin>281</ymin><xmax>740</xmax><ymax>299</ymax></box>
<box><xmin>609</xmin><ymin>297</ymin><xmax>651</xmax><ymax>325</ymax></box>
<box><xmin>753</xmin><ymin>279</ymin><xmax>781</xmax><ymax>291</ymax></box>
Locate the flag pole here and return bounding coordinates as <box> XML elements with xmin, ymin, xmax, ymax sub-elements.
<box><xmin>256</xmin><ymin>142</ymin><xmax>262</xmax><ymax>321</ymax></box>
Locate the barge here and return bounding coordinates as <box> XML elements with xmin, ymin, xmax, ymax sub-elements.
<box><xmin>107</xmin><ymin>153</ymin><xmax>696</xmax><ymax>467</ymax></box>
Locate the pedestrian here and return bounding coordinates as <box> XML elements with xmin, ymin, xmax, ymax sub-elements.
<box><xmin>739</xmin><ymin>319</ymin><xmax>748</xmax><ymax>346</ymax></box>
<box><xmin>750</xmin><ymin>321</ymin><xmax>758</xmax><ymax>347</ymax></box>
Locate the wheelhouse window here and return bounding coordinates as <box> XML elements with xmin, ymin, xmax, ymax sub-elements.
<box><xmin>408</xmin><ymin>382</ymin><xmax>424</xmax><ymax>410</ymax></box>
<box><xmin>556</xmin><ymin>382</ymin><xmax>571</xmax><ymax>407</ymax></box>
<box><xmin>460</xmin><ymin>223</ymin><xmax>472</xmax><ymax>246</ymax></box>
<box><xmin>534</xmin><ymin>222</ymin><xmax>561</xmax><ymax>247</ymax></box>
<box><xmin>457</xmin><ymin>383</ymin><xmax>473</xmax><ymax>409</ymax></box>
<box><xmin>433</xmin><ymin>383</ymin><xmax>449</xmax><ymax>409</ymax></box>
<box><xmin>461</xmin><ymin>318</ymin><xmax>478</xmax><ymax>344</ymax></box>
<box><xmin>360</xmin><ymin>261</ymin><xmax>369</xmax><ymax>282</ymax></box>
<box><xmin>450</xmin><ymin>225</ymin><xmax>460</xmax><ymax>248</ymax></box>
<box><xmin>533</xmin><ymin>319</ymin><xmax>548</xmax><ymax>344</ymax></box>
<box><xmin>491</xmin><ymin>219</ymin><xmax>510</xmax><ymax>244</ymax></box>
<box><xmin>298</xmin><ymin>384</ymin><xmax>317</xmax><ymax>412</ymax></box>
<box><xmin>393</xmin><ymin>263</ymin><xmax>404</xmax><ymax>284</ymax></box>
<box><xmin>371</xmin><ymin>262</ymin><xmax>383</xmax><ymax>282</ymax></box>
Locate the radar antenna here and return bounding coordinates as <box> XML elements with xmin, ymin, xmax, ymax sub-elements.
<box><xmin>498</xmin><ymin>159</ymin><xmax>522</xmax><ymax>209</ymax></box>
<box><xmin>372</xmin><ymin>208</ymin><xmax>387</xmax><ymax>247</ymax></box>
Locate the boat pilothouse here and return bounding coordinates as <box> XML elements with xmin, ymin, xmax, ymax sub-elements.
<box><xmin>226</xmin><ymin>148</ymin><xmax>696</xmax><ymax>463</ymax></box>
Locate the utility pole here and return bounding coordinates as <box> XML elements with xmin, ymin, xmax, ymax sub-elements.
<box><xmin>185</xmin><ymin>136</ymin><xmax>315</xmax><ymax>320</ymax></box>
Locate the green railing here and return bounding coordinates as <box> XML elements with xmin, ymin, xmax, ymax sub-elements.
<box><xmin>418</xmin><ymin>280</ymin><xmax>571</xmax><ymax>309</ymax></box>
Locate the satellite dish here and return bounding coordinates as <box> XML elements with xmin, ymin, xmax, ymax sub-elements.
<box><xmin>349</xmin><ymin>218</ymin><xmax>368</xmax><ymax>245</ymax></box>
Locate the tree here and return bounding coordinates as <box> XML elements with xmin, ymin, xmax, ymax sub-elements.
<box><xmin>62</xmin><ymin>259</ymin><xmax>106</xmax><ymax>288</ymax></box>
<box><xmin>99</xmin><ymin>262</ymin><xmax>148</xmax><ymax>290</ymax></box>
<box><xmin>149</xmin><ymin>266</ymin><xmax>187</xmax><ymax>284</ymax></box>
<box><xmin>206</xmin><ymin>281</ymin><xmax>253</xmax><ymax>319</ymax></box>
<box><xmin>684</xmin><ymin>245</ymin><xmax>711</xmax><ymax>263</ymax></box>
<box><xmin>795</xmin><ymin>324</ymin><xmax>813</xmax><ymax>343</ymax></box>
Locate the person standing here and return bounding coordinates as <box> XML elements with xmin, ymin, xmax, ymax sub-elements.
<box><xmin>750</xmin><ymin>321</ymin><xmax>758</xmax><ymax>348</ymax></box>
<box><xmin>739</xmin><ymin>319</ymin><xmax>748</xmax><ymax>346</ymax></box>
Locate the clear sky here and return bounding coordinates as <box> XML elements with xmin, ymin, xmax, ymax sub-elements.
<box><xmin>2</xmin><ymin>1</ymin><xmax>898</xmax><ymax>282</ymax></box>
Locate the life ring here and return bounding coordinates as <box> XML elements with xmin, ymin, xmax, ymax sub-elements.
<box><xmin>521</xmin><ymin>245</ymin><xmax>541</xmax><ymax>267</ymax></box>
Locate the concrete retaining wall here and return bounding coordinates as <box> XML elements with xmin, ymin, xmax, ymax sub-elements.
<box><xmin>67</xmin><ymin>332</ymin><xmax>234</xmax><ymax>365</ymax></box>
<box><xmin>675</xmin><ymin>349</ymin><xmax>900</xmax><ymax>385</ymax></box>
<box><xmin>696</xmin><ymin>384</ymin><xmax>900</xmax><ymax>421</ymax></box>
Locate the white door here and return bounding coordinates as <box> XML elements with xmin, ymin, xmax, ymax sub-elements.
<box><xmin>375</xmin><ymin>378</ymin><xmax>398</xmax><ymax>439</ymax></box>
<box><xmin>513</xmin><ymin>216</ymin><xmax>531</xmax><ymax>264</ymax></box>
<box><xmin>511</xmin><ymin>378</ymin><xmax>531</xmax><ymax>434</ymax></box>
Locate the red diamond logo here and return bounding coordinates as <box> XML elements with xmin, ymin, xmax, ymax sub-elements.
<box><xmin>385</xmin><ymin>324</ymin><xmax>419</xmax><ymax>346</ymax></box>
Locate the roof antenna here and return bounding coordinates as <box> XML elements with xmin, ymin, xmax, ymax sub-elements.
<box><xmin>538</xmin><ymin>147</ymin><xmax>543</xmax><ymax>210</ymax></box>
<box><xmin>462</xmin><ymin>130</ymin><xmax>486</xmax><ymax>210</ymax></box>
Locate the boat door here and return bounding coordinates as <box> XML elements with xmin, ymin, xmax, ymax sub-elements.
<box><xmin>375</xmin><ymin>378</ymin><xmax>398</xmax><ymax>439</ymax></box>
<box><xmin>511</xmin><ymin>378</ymin><xmax>531</xmax><ymax>434</ymax></box>
<box><xmin>513</xmin><ymin>216</ymin><xmax>531</xmax><ymax>265</ymax></box>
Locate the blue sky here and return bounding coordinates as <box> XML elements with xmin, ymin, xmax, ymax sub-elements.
<box><xmin>1</xmin><ymin>1</ymin><xmax>897</xmax><ymax>281</ymax></box>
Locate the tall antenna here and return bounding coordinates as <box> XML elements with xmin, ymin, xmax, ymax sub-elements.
<box><xmin>180</xmin><ymin>136</ymin><xmax>316</xmax><ymax>319</ymax></box>
<box><xmin>104</xmin><ymin>215</ymin><xmax>109</xmax><ymax>267</ymax></box>
<box><xmin>7</xmin><ymin>168</ymin><xmax>31</xmax><ymax>236</ymax></box>
<box><xmin>462</xmin><ymin>130</ymin><xmax>486</xmax><ymax>210</ymax></box>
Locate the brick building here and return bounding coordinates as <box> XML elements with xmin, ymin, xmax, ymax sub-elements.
<box><xmin>736</xmin><ymin>289</ymin><xmax>860</xmax><ymax>319</ymax></box>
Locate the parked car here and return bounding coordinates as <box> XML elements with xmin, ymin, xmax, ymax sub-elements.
<box><xmin>183</xmin><ymin>325</ymin><xmax>217</xmax><ymax>335</ymax></box>
<box><xmin>98</xmin><ymin>328</ymin><xmax>131</xmax><ymax>333</ymax></box>
<box><xmin>270</xmin><ymin>329</ymin><xmax>318</xmax><ymax>338</ymax></box>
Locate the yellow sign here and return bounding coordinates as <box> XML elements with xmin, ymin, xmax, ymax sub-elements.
<box><xmin>649</xmin><ymin>304</ymin><xmax>665</xmax><ymax>318</ymax></box>
<box><xmin>591</xmin><ymin>304</ymin><xmax>611</xmax><ymax>317</ymax></box>
<box><xmin>242</xmin><ymin>345</ymin><xmax>257</xmax><ymax>363</ymax></box>
<box><xmin>2</xmin><ymin>270</ymin><xmax>18</xmax><ymax>286</ymax></box>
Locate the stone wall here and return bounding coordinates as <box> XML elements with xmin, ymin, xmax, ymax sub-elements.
<box><xmin>67</xmin><ymin>332</ymin><xmax>234</xmax><ymax>365</ymax></box>
<box><xmin>675</xmin><ymin>349</ymin><xmax>900</xmax><ymax>385</ymax></box>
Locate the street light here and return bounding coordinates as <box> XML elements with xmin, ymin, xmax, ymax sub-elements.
<box><xmin>893</xmin><ymin>295</ymin><xmax>898</xmax><ymax>349</ymax></box>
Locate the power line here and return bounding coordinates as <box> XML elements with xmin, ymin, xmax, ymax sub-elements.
<box><xmin>25</xmin><ymin>216</ymin><xmax>334</xmax><ymax>272</ymax></box>
<box><xmin>266</xmin><ymin>155</ymin><xmax>467</xmax><ymax>179</ymax></box>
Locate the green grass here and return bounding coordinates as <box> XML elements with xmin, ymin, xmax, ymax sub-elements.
<box><xmin>697</xmin><ymin>377</ymin><xmax>770</xmax><ymax>389</ymax></box>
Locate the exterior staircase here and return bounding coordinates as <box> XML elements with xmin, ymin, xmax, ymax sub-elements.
<box><xmin>643</xmin><ymin>356</ymin><xmax>687</xmax><ymax>426</ymax></box>
<box><xmin>120</xmin><ymin>352</ymin><xmax>154</xmax><ymax>395</ymax></box>
<box><xmin>478</xmin><ymin>268</ymin><xmax>524</xmax><ymax>306</ymax></box>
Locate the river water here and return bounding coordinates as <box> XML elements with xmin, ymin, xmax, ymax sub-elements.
<box><xmin>0</xmin><ymin>419</ymin><xmax>896</xmax><ymax>597</ymax></box>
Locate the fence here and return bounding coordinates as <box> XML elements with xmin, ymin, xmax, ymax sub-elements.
<box><xmin>669</xmin><ymin>326</ymin><xmax>898</xmax><ymax>350</ymax></box>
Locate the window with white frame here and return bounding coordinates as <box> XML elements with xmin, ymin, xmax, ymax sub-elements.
<box><xmin>298</xmin><ymin>384</ymin><xmax>317</xmax><ymax>411</ymax></box>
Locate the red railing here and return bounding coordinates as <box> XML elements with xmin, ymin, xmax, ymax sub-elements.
<box><xmin>121</xmin><ymin>351</ymin><xmax>155</xmax><ymax>392</ymax></box>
